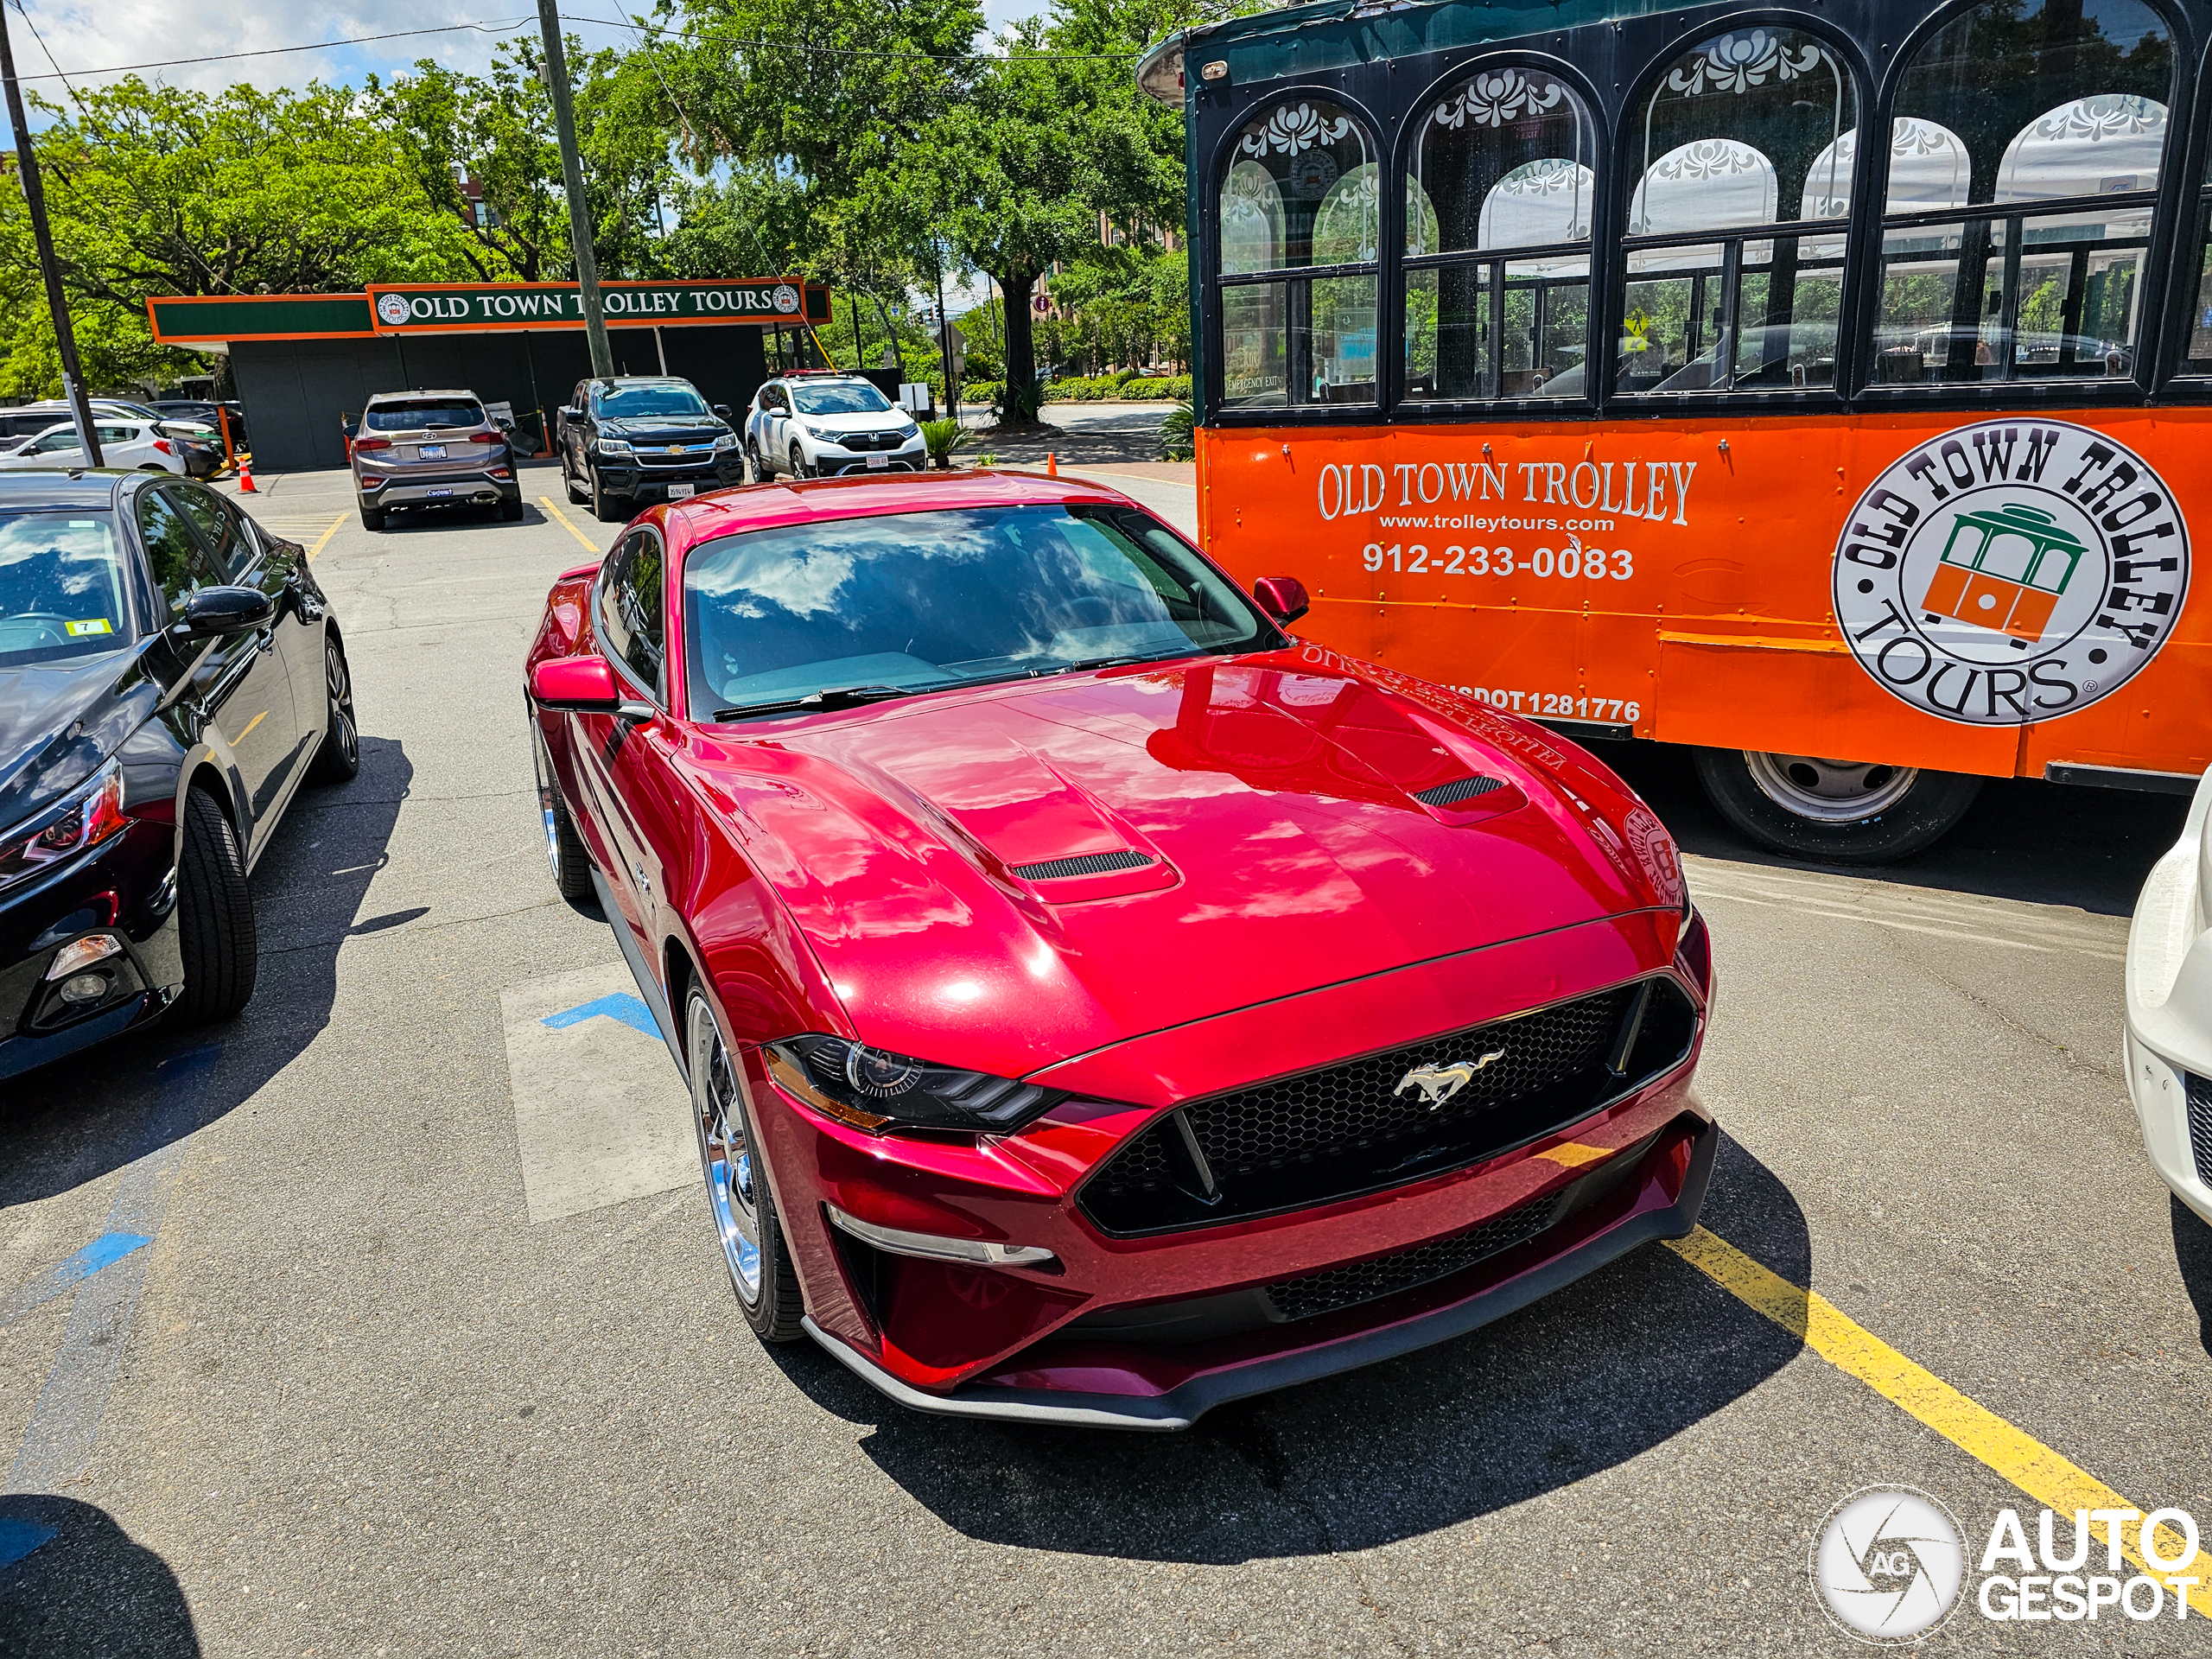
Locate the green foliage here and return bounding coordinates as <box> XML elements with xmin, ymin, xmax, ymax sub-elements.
<box><xmin>1042</xmin><ymin>372</ymin><xmax>1187</xmax><ymax>401</ymax></box>
<box><xmin>1158</xmin><ymin>398</ymin><xmax>1195</xmax><ymax>461</ymax></box>
<box><xmin>918</xmin><ymin>416</ymin><xmax>973</xmax><ymax>467</ymax></box>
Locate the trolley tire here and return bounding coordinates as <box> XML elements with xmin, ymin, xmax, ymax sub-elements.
<box><xmin>1694</xmin><ymin>748</ymin><xmax>1982</xmax><ymax>864</ymax></box>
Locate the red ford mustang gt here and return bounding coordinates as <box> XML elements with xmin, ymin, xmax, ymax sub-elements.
<box><xmin>525</xmin><ymin>470</ymin><xmax>1714</xmax><ymax>1429</ymax></box>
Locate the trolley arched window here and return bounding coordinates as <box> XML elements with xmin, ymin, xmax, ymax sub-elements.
<box><xmin>1402</xmin><ymin>67</ymin><xmax>1596</xmax><ymax>403</ymax></box>
<box><xmin>1875</xmin><ymin>0</ymin><xmax>2173</xmax><ymax>385</ymax></box>
<box><xmin>1618</xmin><ymin>29</ymin><xmax>1858</xmax><ymax>396</ymax></box>
<box><xmin>1216</xmin><ymin>98</ymin><xmax>1380</xmax><ymax>408</ymax></box>
<box><xmin>2183</xmin><ymin>133</ymin><xmax>2212</xmax><ymax>372</ymax></box>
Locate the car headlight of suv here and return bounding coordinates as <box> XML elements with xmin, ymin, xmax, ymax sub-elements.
<box><xmin>0</xmin><ymin>759</ymin><xmax>127</xmax><ymax>896</ymax></box>
<box><xmin>766</xmin><ymin>1035</ymin><xmax>1065</xmax><ymax>1135</ymax></box>
<box><xmin>711</xmin><ymin>432</ymin><xmax>738</xmax><ymax>451</ymax></box>
<box><xmin>803</xmin><ymin>424</ymin><xmax>842</xmax><ymax>445</ymax></box>
<box><xmin>596</xmin><ymin>438</ymin><xmax>633</xmax><ymax>456</ymax></box>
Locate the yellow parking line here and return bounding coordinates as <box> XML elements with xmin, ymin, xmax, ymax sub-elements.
<box><xmin>538</xmin><ymin>495</ymin><xmax>601</xmax><ymax>554</ymax></box>
<box><xmin>1669</xmin><ymin>1224</ymin><xmax>2212</xmax><ymax>1609</ymax></box>
<box><xmin>306</xmin><ymin>512</ymin><xmax>346</xmax><ymax>561</ymax></box>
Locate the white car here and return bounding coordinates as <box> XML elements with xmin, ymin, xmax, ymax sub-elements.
<box><xmin>0</xmin><ymin>420</ymin><xmax>188</xmax><ymax>474</ymax></box>
<box><xmin>744</xmin><ymin>374</ymin><xmax>926</xmax><ymax>480</ymax></box>
<box><xmin>2125</xmin><ymin>767</ymin><xmax>2212</xmax><ymax>1224</ymax></box>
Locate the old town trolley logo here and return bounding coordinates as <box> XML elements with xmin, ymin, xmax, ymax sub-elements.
<box><xmin>1832</xmin><ymin>418</ymin><xmax>2189</xmax><ymax>725</ymax></box>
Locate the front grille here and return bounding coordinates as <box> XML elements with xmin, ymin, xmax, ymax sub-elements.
<box><xmin>639</xmin><ymin>448</ymin><xmax>721</xmax><ymax>468</ymax></box>
<box><xmin>1268</xmin><ymin>1198</ymin><xmax>1551</xmax><ymax>1321</ymax></box>
<box><xmin>1414</xmin><ymin>774</ymin><xmax>1506</xmax><ymax>807</ymax></box>
<box><xmin>2187</xmin><ymin>1071</ymin><xmax>2212</xmax><ymax>1185</ymax></box>
<box><xmin>1012</xmin><ymin>849</ymin><xmax>1154</xmax><ymax>881</ymax></box>
<box><xmin>1077</xmin><ymin>976</ymin><xmax>1698</xmax><ymax>1236</ymax></box>
<box><xmin>839</xmin><ymin>430</ymin><xmax>910</xmax><ymax>452</ymax></box>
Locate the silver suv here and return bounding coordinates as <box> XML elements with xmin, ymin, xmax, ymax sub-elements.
<box><xmin>351</xmin><ymin>391</ymin><xmax>520</xmax><ymax>531</ymax></box>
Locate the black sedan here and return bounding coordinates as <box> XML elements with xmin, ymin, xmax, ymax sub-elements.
<box><xmin>0</xmin><ymin>468</ymin><xmax>354</xmax><ymax>1082</ymax></box>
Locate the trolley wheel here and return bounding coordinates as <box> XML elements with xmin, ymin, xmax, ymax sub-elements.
<box><xmin>1694</xmin><ymin>748</ymin><xmax>1982</xmax><ymax>864</ymax></box>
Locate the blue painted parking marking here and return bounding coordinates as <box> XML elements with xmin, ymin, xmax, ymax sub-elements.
<box><xmin>542</xmin><ymin>992</ymin><xmax>661</xmax><ymax>1041</ymax></box>
<box><xmin>0</xmin><ymin>1517</ymin><xmax>56</xmax><ymax>1569</ymax></box>
<box><xmin>2</xmin><ymin>1234</ymin><xmax>152</xmax><ymax>1324</ymax></box>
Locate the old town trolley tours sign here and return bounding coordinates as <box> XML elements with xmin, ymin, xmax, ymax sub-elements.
<box><xmin>365</xmin><ymin>279</ymin><xmax>818</xmax><ymax>334</ymax></box>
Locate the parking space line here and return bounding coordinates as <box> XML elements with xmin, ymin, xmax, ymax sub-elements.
<box><xmin>1669</xmin><ymin>1224</ymin><xmax>2212</xmax><ymax>1608</ymax></box>
<box><xmin>538</xmin><ymin>495</ymin><xmax>601</xmax><ymax>554</ymax></box>
<box><xmin>306</xmin><ymin>511</ymin><xmax>346</xmax><ymax>559</ymax></box>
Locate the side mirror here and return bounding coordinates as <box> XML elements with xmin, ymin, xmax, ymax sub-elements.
<box><xmin>177</xmin><ymin>586</ymin><xmax>275</xmax><ymax>638</ymax></box>
<box><xmin>1251</xmin><ymin>575</ymin><xmax>1310</xmax><ymax>626</ymax></box>
<box><xmin>531</xmin><ymin>655</ymin><xmax>621</xmax><ymax>712</ymax></box>
<box><xmin>712</xmin><ymin>404</ymin><xmax>734</xmax><ymax>421</ymax></box>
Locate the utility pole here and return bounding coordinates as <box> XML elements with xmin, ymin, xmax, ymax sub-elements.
<box><xmin>934</xmin><ymin>244</ymin><xmax>958</xmax><ymax>421</ymax></box>
<box><xmin>537</xmin><ymin>0</ymin><xmax>613</xmax><ymax>379</ymax></box>
<box><xmin>0</xmin><ymin>5</ymin><xmax>100</xmax><ymax>466</ymax></box>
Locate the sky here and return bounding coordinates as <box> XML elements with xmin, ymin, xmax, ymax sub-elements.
<box><xmin>3</xmin><ymin>0</ymin><xmax>1041</xmax><ymax>113</ymax></box>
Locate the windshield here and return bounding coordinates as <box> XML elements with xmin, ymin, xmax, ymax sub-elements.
<box><xmin>790</xmin><ymin>381</ymin><xmax>893</xmax><ymax>416</ymax></box>
<box><xmin>0</xmin><ymin>512</ymin><xmax>132</xmax><ymax>664</ymax></box>
<box><xmin>684</xmin><ymin>503</ymin><xmax>1275</xmax><ymax>717</ymax></box>
<box><xmin>595</xmin><ymin>384</ymin><xmax>709</xmax><ymax>419</ymax></box>
<box><xmin>365</xmin><ymin>400</ymin><xmax>485</xmax><ymax>432</ymax></box>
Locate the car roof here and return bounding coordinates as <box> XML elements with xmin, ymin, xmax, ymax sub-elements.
<box><xmin>591</xmin><ymin>376</ymin><xmax>694</xmax><ymax>388</ymax></box>
<box><xmin>0</xmin><ymin>469</ymin><xmax>134</xmax><ymax>508</ymax></box>
<box><xmin>663</xmin><ymin>469</ymin><xmax>1143</xmax><ymax>550</ymax></box>
<box><xmin>365</xmin><ymin>389</ymin><xmax>482</xmax><ymax>403</ymax></box>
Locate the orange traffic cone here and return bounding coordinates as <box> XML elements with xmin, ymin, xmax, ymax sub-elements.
<box><xmin>1046</xmin><ymin>453</ymin><xmax>1058</xmax><ymax>477</ymax></box>
<box><xmin>237</xmin><ymin>460</ymin><xmax>257</xmax><ymax>493</ymax></box>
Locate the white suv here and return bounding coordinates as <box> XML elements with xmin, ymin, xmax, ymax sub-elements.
<box><xmin>745</xmin><ymin>375</ymin><xmax>925</xmax><ymax>480</ymax></box>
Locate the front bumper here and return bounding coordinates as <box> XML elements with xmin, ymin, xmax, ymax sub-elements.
<box><xmin>753</xmin><ymin>910</ymin><xmax>1712</xmax><ymax>1427</ymax></box>
<box><xmin>2124</xmin><ymin>768</ymin><xmax>2212</xmax><ymax>1224</ymax></box>
<box><xmin>808</xmin><ymin>439</ymin><xmax>927</xmax><ymax>478</ymax></box>
<box><xmin>0</xmin><ymin>817</ymin><xmax>182</xmax><ymax>1084</ymax></box>
<box><xmin>594</xmin><ymin>453</ymin><xmax>746</xmax><ymax>499</ymax></box>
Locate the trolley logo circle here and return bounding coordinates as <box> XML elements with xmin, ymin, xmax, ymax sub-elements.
<box><xmin>772</xmin><ymin>283</ymin><xmax>801</xmax><ymax>315</ymax></box>
<box><xmin>374</xmin><ymin>293</ymin><xmax>413</xmax><ymax>327</ymax></box>
<box><xmin>1832</xmin><ymin>418</ymin><xmax>2188</xmax><ymax>726</ymax></box>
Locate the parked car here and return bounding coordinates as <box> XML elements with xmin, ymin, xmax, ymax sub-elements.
<box><xmin>524</xmin><ymin>470</ymin><xmax>1713</xmax><ymax>1427</ymax></box>
<box><xmin>557</xmin><ymin>376</ymin><xmax>745</xmax><ymax>522</ymax></box>
<box><xmin>2126</xmin><ymin>767</ymin><xmax>2212</xmax><ymax>1226</ymax></box>
<box><xmin>150</xmin><ymin>399</ymin><xmax>248</xmax><ymax>450</ymax></box>
<box><xmin>351</xmin><ymin>390</ymin><xmax>521</xmax><ymax>531</ymax></box>
<box><xmin>0</xmin><ymin>420</ymin><xmax>189</xmax><ymax>475</ymax></box>
<box><xmin>0</xmin><ymin>467</ymin><xmax>356</xmax><ymax>1082</ymax></box>
<box><xmin>0</xmin><ymin>403</ymin><xmax>224</xmax><ymax>475</ymax></box>
<box><xmin>744</xmin><ymin>373</ymin><xmax>925</xmax><ymax>480</ymax></box>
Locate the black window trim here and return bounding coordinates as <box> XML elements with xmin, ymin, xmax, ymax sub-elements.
<box><xmin>594</xmin><ymin>524</ymin><xmax>668</xmax><ymax>709</ymax></box>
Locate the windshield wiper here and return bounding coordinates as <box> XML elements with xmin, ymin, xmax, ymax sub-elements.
<box><xmin>1043</xmin><ymin>648</ymin><xmax>1200</xmax><ymax>676</ymax></box>
<box><xmin>713</xmin><ymin>684</ymin><xmax>918</xmax><ymax>721</ymax></box>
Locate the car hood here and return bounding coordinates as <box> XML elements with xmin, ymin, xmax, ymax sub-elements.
<box><xmin>600</xmin><ymin>416</ymin><xmax>728</xmax><ymax>443</ymax></box>
<box><xmin>0</xmin><ymin>647</ymin><xmax>154</xmax><ymax>831</ymax></box>
<box><xmin>789</xmin><ymin>409</ymin><xmax>908</xmax><ymax>432</ymax></box>
<box><xmin>688</xmin><ymin>652</ymin><xmax>1668</xmax><ymax>1079</ymax></box>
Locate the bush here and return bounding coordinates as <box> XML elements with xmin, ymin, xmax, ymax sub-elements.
<box><xmin>1158</xmin><ymin>400</ymin><xmax>1195</xmax><ymax>461</ymax></box>
<box><xmin>1041</xmin><ymin>373</ymin><xmax>1190</xmax><ymax>404</ymax></box>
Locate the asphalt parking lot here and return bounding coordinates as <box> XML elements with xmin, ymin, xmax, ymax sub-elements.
<box><xmin>3</xmin><ymin>455</ymin><xmax>2205</xmax><ymax>1656</ymax></box>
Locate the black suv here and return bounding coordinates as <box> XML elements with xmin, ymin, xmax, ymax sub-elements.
<box><xmin>556</xmin><ymin>377</ymin><xmax>745</xmax><ymax>522</ymax></box>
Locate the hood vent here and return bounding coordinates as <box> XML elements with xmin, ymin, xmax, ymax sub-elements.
<box><xmin>1012</xmin><ymin>849</ymin><xmax>1155</xmax><ymax>882</ymax></box>
<box><xmin>1414</xmin><ymin>774</ymin><xmax>1506</xmax><ymax>808</ymax></box>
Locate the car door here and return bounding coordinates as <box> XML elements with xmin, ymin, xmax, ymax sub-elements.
<box><xmin>569</xmin><ymin>527</ymin><xmax>671</xmax><ymax>949</ymax></box>
<box><xmin>563</xmin><ymin>381</ymin><xmax>589</xmax><ymax>475</ymax></box>
<box><xmin>171</xmin><ymin>482</ymin><xmax>322</xmax><ymax>788</ymax></box>
<box><xmin>138</xmin><ymin>485</ymin><xmax>302</xmax><ymax>855</ymax></box>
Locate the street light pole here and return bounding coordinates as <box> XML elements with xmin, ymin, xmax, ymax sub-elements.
<box><xmin>0</xmin><ymin>4</ymin><xmax>100</xmax><ymax>466</ymax></box>
<box><xmin>537</xmin><ymin>0</ymin><xmax>613</xmax><ymax>379</ymax></box>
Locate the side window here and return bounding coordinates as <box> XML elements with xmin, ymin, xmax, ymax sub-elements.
<box><xmin>169</xmin><ymin>486</ymin><xmax>256</xmax><ymax>579</ymax></box>
<box><xmin>2185</xmin><ymin>143</ymin><xmax>2212</xmax><ymax>372</ymax></box>
<box><xmin>137</xmin><ymin>488</ymin><xmax>222</xmax><ymax>615</ymax></box>
<box><xmin>1618</xmin><ymin>28</ymin><xmax>1859</xmax><ymax>396</ymax></box>
<box><xmin>1215</xmin><ymin>96</ymin><xmax>1380</xmax><ymax>409</ymax></box>
<box><xmin>1404</xmin><ymin>67</ymin><xmax>1596</xmax><ymax>403</ymax></box>
<box><xmin>1878</xmin><ymin>0</ymin><xmax>2171</xmax><ymax>385</ymax></box>
<box><xmin>598</xmin><ymin>531</ymin><xmax>665</xmax><ymax>697</ymax></box>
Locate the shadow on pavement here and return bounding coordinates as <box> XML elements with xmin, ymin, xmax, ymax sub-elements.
<box><xmin>0</xmin><ymin>1495</ymin><xmax>197</xmax><ymax>1658</ymax></box>
<box><xmin>981</xmin><ymin>406</ymin><xmax>1182</xmax><ymax>468</ymax></box>
<box><xmin>779</xmin><ymin>1131</ymin><xmax>1806</xmax><ymax>1562</ymax></box>
<box><xmin>2169</xmin><ymin>1197</ymin><xmax>2212</xmax><ymax>1356</ymax></box>
<box><xmin>0</xmin><ymin>738</ymin><xmax>411</xmax><ymax>1208</ymax></box>
<box><xmin>1601</xmin><ymin>739</ymin><xmax>2181</xmax><ymax>918</ymax></box>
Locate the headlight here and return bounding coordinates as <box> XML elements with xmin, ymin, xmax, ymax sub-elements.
<box><xmin>766</xmin><ymin>1035</ymin><xmax>1064</xmax><ymax>1135</ymax></box>
<box><xmin>0</xmin><ymin>760</ymin><xmax>128</xmax><ymax>895</ymax></box>
<box><xmin>804</xmin><ymin>424</ymin><xmax>840</xmax><ymax>445</ymax></box>
<box><xmin>711</xmin><ymin>432</ymin><xmax>738</xmax><ymax>451</ymax></box>
<box><xmin>596</xmin><ymin>438</ymin><xmax>632</xmax><ymax>456</ymax></box>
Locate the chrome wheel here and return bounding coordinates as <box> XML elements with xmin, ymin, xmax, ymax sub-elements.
<box><xmin>325</xmin><ymin>644</ymin><xmax>357</xmax><ymax>768</ymax></box>
<box><xmin>531</xmin><ymin>734</ymin><xmax>562</xmax><ymax>881</ymax></box>
<box><xmin>1741</xmin><ymin>752</ymin><xmax>1918</xmax><ymax>823</ymax></box>
<box><xmin>688</xmin><ymin>995</ymin><xmax>763</xmax><ymax>1302</ymax></box>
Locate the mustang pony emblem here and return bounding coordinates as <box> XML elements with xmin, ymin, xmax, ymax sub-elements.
<box><xmin>1395</xmin><ymin>1051</ymin><xmax>1507</xmax><ymax>1108</ymax></box>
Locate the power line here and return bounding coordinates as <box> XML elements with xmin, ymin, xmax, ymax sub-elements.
<box><xmin>7</xmin><ymin>17</ymin><xmax>541</xmax><ymax>83</ymax></box>
<box><xmin>564</xmin><ymin>15</ymin><xmax>1139</xmax><ymax>60</ymax></box>
<box><xmin>7</xmin><ymin>0</ymin><xmax>76</xmax><ymax>102</ymax></box>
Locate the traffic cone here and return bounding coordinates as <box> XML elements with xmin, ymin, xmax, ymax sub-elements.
<box><xmin>1046</xmin><ymin>453</ymin><xmax>1058</xmax><ymax>477</ymax></box>
<box><xmin>238</xmin><ymin>460</ymin><xmax>257</xmax><ymax>493</ymax></box>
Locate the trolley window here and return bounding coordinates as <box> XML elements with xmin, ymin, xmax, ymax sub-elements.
<box><xmin>2186</xmin><ymin>142</ymin><xmax>2212</xmax><ymax>373</ymax></box>
<box><xmin>1402</xmin><ymin>67</ymin><xmax>1597</xmax><ymax>404</ymax></box>
<box><xmin>1217</xmin><ymin>97</ymin><xmax>1381</xmax><ymax>409</ymax></box>
<box><xmin>1617</xmin><ymin>28</ymin><xmax>1859</xmax><ymax>398</ymax></box>
<box><xmin>1872</xmin><ymin>0</ymin><xmax>2172</xmax><ymax>387</ymax></box>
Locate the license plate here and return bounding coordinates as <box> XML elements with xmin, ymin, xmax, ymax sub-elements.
<box><xmin>866</xmin><ymin>453</ymin><xmax>891</xmax><ymax>470</ymax></box>
<box><xmin>419</xmin><ymin>443</ymin><xmax>446</xmax><ymax>460</ymax></box>
<box><xmin>427</xmin><ymin>487</ymin><xmax>453</xmax><ymax>499</ymax></box>
<box><xmin>667</xmin><ymin>483</ymin><xmax>696</xmax><ymax>499</ymax></box>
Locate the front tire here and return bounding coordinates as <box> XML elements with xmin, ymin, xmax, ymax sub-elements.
<box><xmin>745</xmin><ymin>439</ymin><xmax>765</xmax><ymax>483</ymax></box>
<box><xmin>305</xmin><ymin>637</ymin><xmax>359</xmax><ymax>784</ymax></box>
<box><xmin>686</xmin><ymin>988</ymin><xmax>803</xmax><ymax>1341</ymax></box>
<box><xmin>789</xmin><ymin>442</ymin><xmax>810</xmax><ymax>480</ymax></box>
<box><xmin>531</xmin><ymin>724</ymin><xmax>594</xmax><ymax>902</ymax></box>
<box><xmin>172</xmin><ymin>786</ymin><xmax>257</xmax><ymax>1024</ymax></box>
<box><xmin>1694</xmin><ymin>748</ymin><xmax>1982</xmax><ymax>864</ymax></box>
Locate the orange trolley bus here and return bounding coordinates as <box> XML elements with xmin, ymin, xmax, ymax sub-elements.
<box><xmin>1138</xmin><ymin>0</ymin><xmax>2208</xmax><ymax>858</ymax></box>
